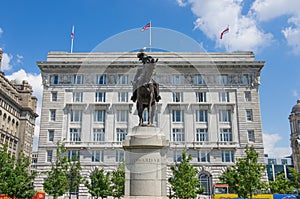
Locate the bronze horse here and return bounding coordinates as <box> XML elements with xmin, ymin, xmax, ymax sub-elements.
<box><xmin>136</xmin><ymin>83</ymin><xmax>156</xmax><ymax>126</ymax></box>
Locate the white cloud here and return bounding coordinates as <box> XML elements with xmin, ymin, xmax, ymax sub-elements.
<box><xmin>1</xmin><ymin>53</ymin><xmax>13</xmax><ymax>71</ymax></box>
<box><xmin>251</xmin><ymin>0</ymin><xmax>300</xmax><ymax>54</ymax></box>
<box><xmin>177</xmin><ymin>0</ymin><xmax>273</xmax><ymax>52</ymax></box>
<box><xmin>0</xmin><ymin>27</ymin><xmax>3</xmax><ymax>37</ymax></box>
<box><xmin>263</xmin><ymin>133</ymin><xmax>291</xmax><ymax>158</ymax></box>
<box><xmin>6</xmin><ymin>70</ymin><xmax>43</xmax><ymax>150</ymax></box>
<box><xmin>177</xmin><ymin>0</ymin><xmax>188</xmax><ymax>7</ymax></box>
<box><xmin>16</xmin><ymin>54</ymin><xmax>23</xmax><ymax>64</ymax></box>
<box><xmin>292</xmin><ymin>89</ymin><xmax>299</xmax><ymax>97</ymax></box>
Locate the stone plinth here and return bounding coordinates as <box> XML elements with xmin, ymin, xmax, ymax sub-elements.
<box><xmin>123</xmin><ymin>126</ymin><xmax>169</xmax><ymax>199</ymax></box>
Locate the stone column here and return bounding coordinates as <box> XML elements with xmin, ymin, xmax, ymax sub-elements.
<box><xmin>123</xmin><ymin>126</ymin><xmax>168</xmax><ymax>199</ymax></box>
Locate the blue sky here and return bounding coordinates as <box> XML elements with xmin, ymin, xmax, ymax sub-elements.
<box><xmin>1</xmin><ymin>0</ymin><xmax>300</xmax><ymax>157</ymax></box>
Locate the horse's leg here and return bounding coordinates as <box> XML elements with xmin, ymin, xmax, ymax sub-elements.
<box><xmin>148</xmin><ymin>84</ymin><xmax>155</xmax><ymax>125</ymax></box>
<box><xmin>137</xmin><ymin>102</ymin><xmax>143</xmax><ymax>126</ymax></box>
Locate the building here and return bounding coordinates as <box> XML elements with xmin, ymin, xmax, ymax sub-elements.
<box><xmin>0</xmin><ymin>48</ymin><xmax>38</xmax><ymax>158</ymax></box>
<box><xmin>289</xmin><ymin>99</ymin><xmax>300</xmax><ymax>171</ymax></box>
<box><xmin>35</xmin><ymin>51</ymin><xmax>265</xmax><ymax>197</ymax></box>
<box><xmin>265</xmin><ymin>154</ymin><xmax>293</xmax><ymax>181</ymax></box>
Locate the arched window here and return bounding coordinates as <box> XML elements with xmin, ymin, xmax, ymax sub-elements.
<box><xmin>199</xmin><ymin>172</ymin><xmax>212</xmax><ymax>195</ymax></box>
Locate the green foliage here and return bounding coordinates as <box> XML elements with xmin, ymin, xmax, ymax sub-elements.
<box><xmin>85</xmin><ymin>168</ymin><xmax>111</xmax><ymax>199</ymax></box>
<box><xmin>67</xmin><ymin>157</ymin><xmax>82</xmax><ymax>197</ymax></box>
<box><xmin>111</xmin><ymin>162</ymin><xmax>125</xmax><ymax>199</ymax></box>
<box><xmin>290</xmin><ymin>168</ymin><xmax>300</xmax><ymax>193</ymax></box>
<box><xmin>0</xmin><ymin>144</ymin><xmax>36</xmax><ymax>198</ymax></box>
<box><xmin>269</xmin><ymin>173</ymin><xmax>295</xmax><ymax>194</ymax></box>
<box><xmin>168</xmin><ymin>150</ymin><xmax>204</xmax><ymax>199</ymax></box>
<box><xmin>219</xmin><ymin>145</ymin><xmax>267</xmax><ymax>198</ymax></box>
<box><xmin>43</xmin><ymin>141</ymin><xmax>69</xmax><ymax>199</ymax></box>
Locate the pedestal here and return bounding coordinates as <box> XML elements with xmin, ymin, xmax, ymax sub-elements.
<box><xmin>122</xmin><ymin>126</ymin><xmax>169</xmax><ymax>199</ymax></box>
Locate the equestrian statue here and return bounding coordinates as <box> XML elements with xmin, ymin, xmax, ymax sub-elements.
<box><xmin>131</xmin><ymin>48</ymin><xmax>161</xmax><ymax>126</ymax></box>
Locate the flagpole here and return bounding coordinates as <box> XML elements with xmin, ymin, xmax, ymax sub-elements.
<box><xmin>149</xmin><ymin>21</ymin><xmax>152</xmax><ymax>52</ymax></box>
<box><xmin>70</xmin><ymin>25</ymin><xmax>74</xmax><ymax>53</ymax></box>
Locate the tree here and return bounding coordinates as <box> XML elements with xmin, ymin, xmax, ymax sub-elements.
<box><xmin>67</xmin><ymin>157</ymin><xmax>82</xmax><ymax>199</ymax></box>
<box><xmin>168</xmin><ymin>150</ymin><xmax>204</xmax><ymax>199</ymax></box>
<box><xmin>85</xmin><ymin>168</ymin><xmax>111</xmax><ymax>199</ymax></box>
<box><xmin>43</xmin><ymin>141</ymin><xmax>69</xmax><ymax>199</ymax></box>
<box><xmin>0</xmin><ymin>144</ymin><xmax>36</xmax><ymax>198</ymax></box>
<box><xmin>269</xmin><ymin>173</ymin><xmax>295</xmax><ymax>194</ymax></box>
<box><xmin>290</xmin><ymin>168</ymin><xmax>300</xmax><ymax>193</ymax></box>
<box><xmin>219</xmin><ymin>145</ymin><xmax>267</xmax><ymax>198</ymax></box>
<box><xmin>111</xmin><ymin>162</ymin><xmax>125</xmax><ymax>199</ymax></box>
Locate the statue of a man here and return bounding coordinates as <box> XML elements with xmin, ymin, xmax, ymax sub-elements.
<box><xmin>131</xmin><ymin>48</ymin><xmax>161</xmax><ymax>102</ymax></box>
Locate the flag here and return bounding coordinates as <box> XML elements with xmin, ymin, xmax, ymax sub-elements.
<box><xmin>141</xmin><ymin>22</ymin><xmax>151</xmax><ymax>32</ymax></box>
<box><xmin>71</xmin><ymin>25</ymin><xmax>75</xmax><ymax>39</ymax></box>
<box><xmin>220</xmin><ymin>27</ymin><xmax>229</xmax><ymax>39</ymax></box>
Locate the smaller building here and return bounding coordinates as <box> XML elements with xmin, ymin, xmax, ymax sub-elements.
<box><xmin>0</xmin><ymin>48</ymin><xmax>38</xmax><ymax>158</ymax></box>
<box><xmin>264</xmin><ymin>154</ymin><xmax>293</xmax><ymax>181</ymax></box>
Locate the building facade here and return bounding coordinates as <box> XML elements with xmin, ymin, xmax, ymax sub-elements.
<box><xmin>0</xmin><ymin>48</ymin><xmax>38</xmax><ymax>158</ymax></box>
<box><xmin>289</xmin><ymin>99</ymin><xmax>300</xmax><ymax>171</ymax></box>
<box><xmin>35</xmin><ymin>51</ymin><xmax>265</xmax><ymax>197</ymax></box>
<box><xmin>265</xmin><ymin>155</ymin><xmax>293</xmax><ymax>181</ymax></box>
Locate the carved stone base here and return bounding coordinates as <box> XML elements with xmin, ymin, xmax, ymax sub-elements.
<box><xmin>123</xmin><ymin>126</ymin><xmax>169</xmax><ymax>198</ymax></box>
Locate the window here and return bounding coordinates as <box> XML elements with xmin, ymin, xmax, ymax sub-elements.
<box><xmin>219</xmin><ymin>92</ymin><xmax>229</xmax><ymax>102</ymax></box>
<box><xmin>245</xmin><ymin>91</ymin><xmax>251</xmax><ymax>101</ymax></box>
<box><xmin>196</xmin><ymin>129</ymin><xmax>208</xmax><ymax>142</ymax></box>
<box><xmin>70</xmin><ymin>110</ymin><xmax>82</xmax><ymax>122</ymax></box>
<box><xmin>219</xmin><ymin>128</ymin><xmax>232</xmax><ymax>142</ymax></box>
<box><xmin>198</xmin><ymin>151</ymin><xmax>210</xmax><ymax>162</ymax></box>
<box><xmin>248</xmin><ymin>130</ymin><xmax>255</xmax><ymax>142</ymax></box>
<box><xmin>94</xmin><ymin>110</ymin><xmax>105</xmax><ymax>122</ymax></box>
<box><xmin>172</xmin><ymin>110</ymin><xmax>183</xmax><ymax>122</ymax></box>
<box><xmin>281</xmin><ymin>159</ymin><xmax>288</xmax><ymax>165</ymax></box>
<box><xmin>91</xmin><ymin>150</ymin><xmax>103</xmax><ymax>162</ymax></box>
<box><xmin>196</xmin><ymin>92</ymin><xmax>206</xmax><ymax>102</ymax></box>
<box><xmin>95</xmin><ymin>92</ymin><xmax>106</xmax><ymax>102</ymax></box>
<box><xmin>117</xmin><ymin>75</ymin><xmax>128</xmax><ymax>85</ymax></box>
<box><xmin>246</xmin><ymin>109</ymin><xmax>253</xmax><ymax>121</ymax></box>
<box><xmin>46</xmin><ymin>150</ymin><xmax>53</xmax><ymax>162</ymax></box>
<box><xmin>70</xmin><ymin>128</ymin><xmax>81</xmax><ymax>142</ymax></box>
<box><xmin>118</xmin><ymin>92</ymin><xmax>128</xmax><ymax>102</ymax></box>
<box><xmin>116</xmin><ymin>128</ymin><xmax>127</xmax><ymax>142</ymax></box>
<box><xmin>173</xmin><ymin>92</ymin><xmax>183</xmax><ymax>102</ymax></box>
<box><xmin>73</xmin><ymin>75</ymin><xmax>83</xmax><ymax>84</ymax></box>
<box><xmin>218</xmin><ymin>75</ymin><xmax>228</xmax><ymax>85</ymax></box>
<box><xmin>268</xmin><ymin>158</ymin><xmax>276</xmax><ymax>164</ymax></box>
<box><xmin>219</xmin><ymin>110</ymin><xmax>231</xmax><ymax>122</ymax></box>
<box><xmin>73</xmin><ymin>92</ymin><xmax>83</xmax><ymax>102</ymax></box>
<box><xmin>68</xmin><ymin>150</ymin><xmax>80</xmax><ymax>161</ymax></box>
<box><xmin>97</xmin><ymin>75</ymin><xmax>106</xmax><ymax>85</ymax></box>
<box><xmin>116</xmin><ymin>150</ymin><xmax>125</xmax><ymax>162</ymax></box>
<box><xmin>50</xmin><ymin>75</ymin><xmax>58</xmax><ymax>85</ymax></box>
<box><xmin>196</xmin><ymin>110</ymin><xmax>208</xmax><ymax>122</ymax></box>
<box><xmin>194</xmin><ymin>75</ymin><xmax>205</xmax><ymax>85</ymax></box>
<box><xmin>172</xmin><ymin>128</ymin><xmax>185</xmax><ymax>142</ymax></box>
<box><xmin>222</xmin><ymin>150</ymin><xmax>234</xmax><ymax>162</ymax></box>
<box><xmin>199</xmin><ymin>173</ymin><xmax>211</xmax><ymax>195</ymax></box>
<box><xmin>50</xmin><ymin>109</ymin><xmax>56</xmax><ymax>121</ymax></box>
<box><xmin>243</xmin><ymin>74</ymin><xmax>249</xmax><ymax>85</ymax></box>
<box><xmin>51</xmin><ymin>92</ymin><xmax>57</xmax><ymax>101</ymax></box>
<box><xmin>117</xmin><ymin>110</ymin><xmax>128</xmax><ymax>122</ymax></box>
<box><xmin>172</xmin><ymin>75</ymin><xmax>184</xmax><ymax>85</ymax></box>
<box><xmin>93</xmin><ymin>128</ymin><xmax>105</xmax><ymax>142</ymax></box>
<box><xmin>173</xmin><ymin>150</ymin><xmax>183</xmax><ymax>162</ymax></box>
<box><xmin>48</xmin><ymin>130</ymin><xmax>54</xmax><ymax>142</ymax></box>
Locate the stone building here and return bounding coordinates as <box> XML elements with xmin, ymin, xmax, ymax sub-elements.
<box><xmin>289</xmin><ymin>99</ymin><xmax>300</xmax><ymax>171</ymax></box>
<box><xmin>0</xmin><ymin>48</ymin><xmax>38</xmax><ymax>158</ymax></box>
<box><xmin>35</xmin><ymin>51</ymin><xmax>265</xmax><ymax>197</ymax></box>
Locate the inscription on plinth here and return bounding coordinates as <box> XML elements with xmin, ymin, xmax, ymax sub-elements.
<box><xmin>123</xmin><ymin>126</ymin><xmax>168</xmax><ymax>199</ymax></box>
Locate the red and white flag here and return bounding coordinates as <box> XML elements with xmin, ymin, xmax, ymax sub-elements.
<box><xmin>220</xmin><ymin>27</ymin><xmax>229</xmax><ymax>39</ymax></box>
<box><xmin>141</xmin><ymin>22</ymin><xmax>151</xmax><ymax>32</ymax></box>
<box><xmin>71</xmin><ymin>25</ymin><xmax>75</xmax><ymax>39</ymax></box>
